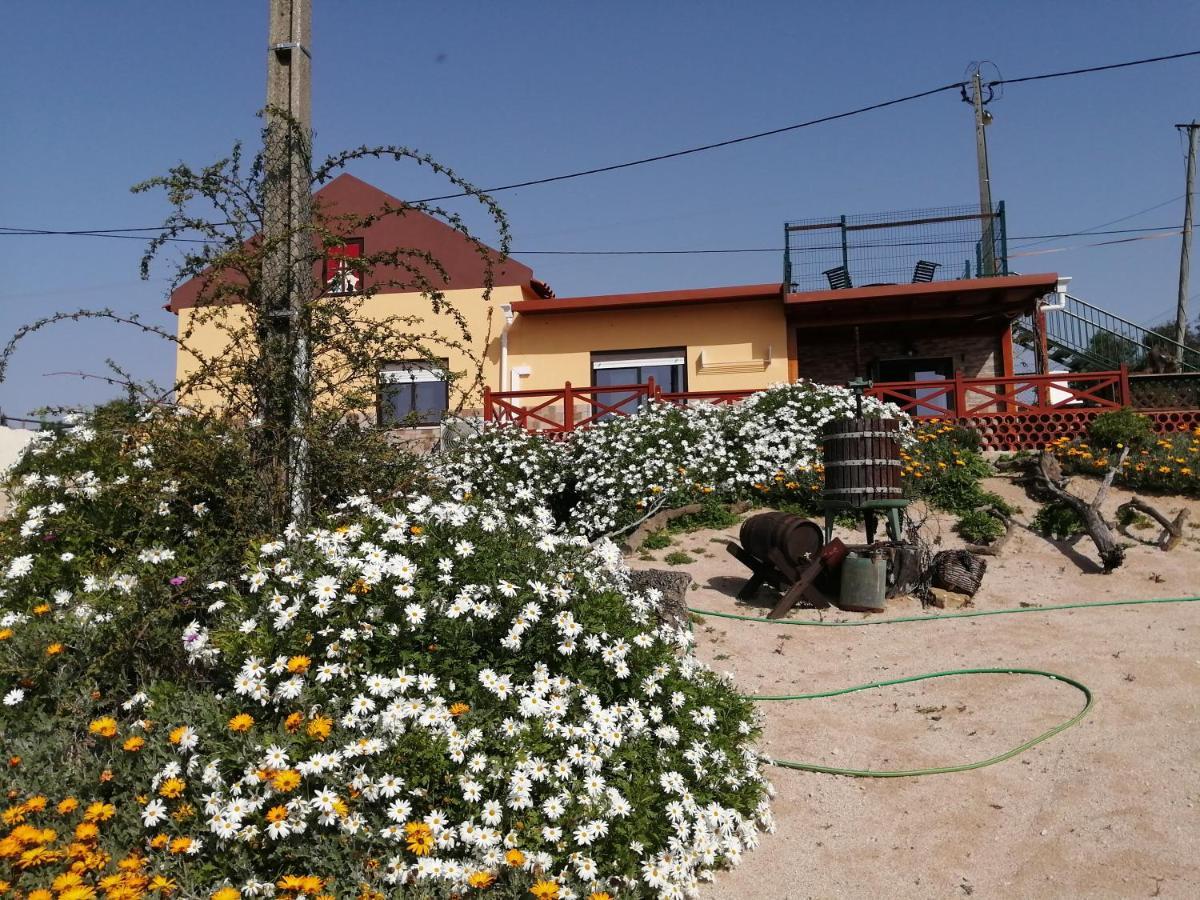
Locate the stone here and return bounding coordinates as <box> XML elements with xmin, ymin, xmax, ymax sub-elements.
<box><xmin>929</xmin><ymin>587</ymin><xmax>973</xmax><ymax>609</ymax></box>
<box><xmin>630</xmin><ymin>568</ymin><xmax>693</xmax><ymax>631</ymax></box>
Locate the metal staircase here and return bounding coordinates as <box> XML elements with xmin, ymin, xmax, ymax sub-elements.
<box><xmin>1013</xmin><ymin>293</ymin><xmax>1199</xmax><ymax>373</ymax></box>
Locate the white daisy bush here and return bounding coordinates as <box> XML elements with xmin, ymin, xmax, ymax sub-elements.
<box><xmin>442</xmin><ymin>381</ymin><xmax>908</xmax><ymax>536</ymax></box>
<box><xmin>133</xmin><ymin>495</ymin><xmax>771</xmax><ymax>898</ymax></box>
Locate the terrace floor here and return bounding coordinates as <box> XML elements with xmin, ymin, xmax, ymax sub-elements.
<box><xmin>627</xmin><ymin>477</ymin><xmax>1200</xmax><ymax>899</ymax></box>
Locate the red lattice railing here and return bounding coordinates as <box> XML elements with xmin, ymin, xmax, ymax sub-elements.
<box><xmin>481</xmin><ymin>366</ymin><xmax>1200</xmax><ymax>448</ymax></box>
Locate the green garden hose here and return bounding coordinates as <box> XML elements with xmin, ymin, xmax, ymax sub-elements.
<box><xmin>688</xmin><ymin>595</ymin><xmax>1200</xmax><ymax>777</ymax></box>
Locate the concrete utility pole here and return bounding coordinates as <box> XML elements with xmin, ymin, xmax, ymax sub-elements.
<box><xmin>264</xmin><ymin>0</ymin><xmax>314</xmax><ymax>524</ymax></box>
<box><xmin>1175</xmin><ymin>122</ymin><xmax>1198</xmax><ymax>367</ymax></box>
<box><xmin>969</xmin><ymin>69</ymin><xmax>996</xmax><ymax>277</ymax></box>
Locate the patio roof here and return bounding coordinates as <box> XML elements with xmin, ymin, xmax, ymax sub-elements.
<box><xmin>786</xmin><ymin>273</ymin><xmax>1059</xmax><ymax>328</ymax></box>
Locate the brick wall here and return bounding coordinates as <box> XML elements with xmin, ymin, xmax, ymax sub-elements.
<box><xmin>795</xmin><ymin>326</ymin><xmax>1004</xmax><ymax>384</ymax></box>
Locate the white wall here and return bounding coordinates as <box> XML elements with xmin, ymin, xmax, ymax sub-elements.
<box><xmin>0</xmin><ymin>427</ymin><xmax>38</xmax><ymax>519</ymax></box>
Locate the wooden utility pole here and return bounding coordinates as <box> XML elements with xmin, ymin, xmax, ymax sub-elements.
<box><xmin>264</xmin><ymin>0</ymin><xmax>314</xmax><ymax>524</ymax></box>
<box><xmin>1175</xmin><ymin>122</ymin><xmax>1198</xmax><ymax>366</ymax></box>
<box><xmin>969</xmin><ymin>69</ymin><xmax>996</xmax><ymax>277</ymax></box>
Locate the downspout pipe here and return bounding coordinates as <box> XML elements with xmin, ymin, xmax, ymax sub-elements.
<box><xmin>499</xmin><ymin>304</ymin><xmax>514</xmax><ymax>392</ymax></box>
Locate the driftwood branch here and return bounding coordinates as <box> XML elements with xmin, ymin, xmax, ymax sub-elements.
<box><xmin>1037</xmin><ymin>449</ymin><xmax>1127</xmax><ymax>571</ymax></box>
<box><xmin>1116</xmin><ymin>497</ymin><xmax>1190</xmax><ymax>551</ymax></box>
<box><xmin>964</xmin><ymin>505</ymin><xmax>1015</xmax><ymax>556</ymax></box>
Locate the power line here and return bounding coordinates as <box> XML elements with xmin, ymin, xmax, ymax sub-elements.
<box><xmin>4</xmin><ymin>47</ymin><xmax>1199</xmax><ymax>234</ymax></box>
<box><xmin>988</xmin><ymin>48</ymin><xmax>1200</xmax><ymax>86</ymax></box>
<box><xmin>1009</xmin><ymin>194</ymin><xmax>1188</xmax><ymax>250</ymax></box>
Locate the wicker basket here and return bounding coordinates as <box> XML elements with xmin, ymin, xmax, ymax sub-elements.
<box><xmin>930</xmin><ymin>550</ymin><xmax>987</xmax><ymax>597</ymax></box>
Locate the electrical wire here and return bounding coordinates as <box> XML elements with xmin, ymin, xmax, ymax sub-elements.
<box><xmin>988</xmin><ymin>48</ymin><xmax>1200</xmax><ymax>86</ymax></box>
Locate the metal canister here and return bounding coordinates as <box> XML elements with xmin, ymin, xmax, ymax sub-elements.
<box><xmin>838</xmin><ymin>551</ymin><xmax>887</xmax><ymax>612</ymax></box>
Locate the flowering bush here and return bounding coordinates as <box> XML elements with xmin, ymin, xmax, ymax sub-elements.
<box><xmin>1</xmin><ymin>409</ymin><xmax>772</xmax><ymax>899</ymax></box>
<box><xmin>1051</xmin><ymin>422</ymin><xmax>1200</xmax><ymax>497</ymax></box>
<box><xmin>442</xmin><ymin>382</ymin><xmax>908</xmax><ymax>536</ymax></box>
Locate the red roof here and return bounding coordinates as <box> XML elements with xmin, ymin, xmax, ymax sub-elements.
<box><xmin>167</xmin><ymin>173</ymin><xmax>534</xmax><ymax>313</ymax></box>
<box><xmin>510</xmin><ymin>283</ymin><xmax>785</xmax><ymax>315</ymax></box>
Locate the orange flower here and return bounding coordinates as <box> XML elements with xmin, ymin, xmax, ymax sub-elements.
<box><xmin>0</xmin><ymin>628</ymin><xmax>12</xmax><ymax>640</ymax></box>
<box><xmin>148</xmin><ymin>834</ymin><xmax>169</xmax><ymax>850</ymax></box>
<box><xmin>529</xmin><ymin>881</ymin><xmax>559</xmax><ymax>900</ymax></box>
<box><xmin>123</xmin><ymin>736</ymin><xmax>146</xmax><ymax>753</ymax></box>
<box><xmin>286</xmin><ymin>655</ymin><xmax>311</xmax><ymax>674</ymax></box>
<box><xmin>284</xmin><ymin>711</ymin><xmax>304</xmax><ymax>733</ymax></box>
<box><xmin>448</xmin><ymin>702</ymin><xmax>470</xmax><ymax>717</ymax></box>
<box><xmin>88</xmin><ymin>717</ymin><xmax>118</xmax><ymax>739</ymax></box>
<box><xmin>32</xmin><ymin>603</ymin><xmax>51</xmax><ymax>616</ymax></box>
<box><xmin>266</xmin><ymin>805</ymin><xmax>289</xmax><ymax>824</ymax></box>
<box><xmin>505</xmin><ymin>848</ymin><xmax>526</xmax><ymax>867</ymax></box>
<box><xmin>82</xmin><ymin>802</ymin><xmax>114</xmax><ymax>823</ymax></box>
<box><xmin>74</xmin><ymin>822</ymin><xmax>99</xmax><ymax>842</ymax></box>
<box><xmin>306</xmin><ymin>716</ymin><xmax>332</xmax><ymax>741</ymax></box>
<box><xmin>212</xmin><ymin>889</ymin><xmax>241</xmax><ymax>900</ymax></box>
<box><xmin>228</xmin><ymin>713</ymin><xmax>254</xmax><ymax>733</ymax></box>
<box><xmin>57</xmin><ymin>798</ymin><xmax>79</xmax><ymax>815</ymax></box>
<box><xmin>168</xmin><ymin>837</ymin><xmax>192</xmax><ymax>855</ymax></box>
<box><xmin>271</xmin><ymin>770</ymin><xmax>301</xmax><ymax>792</ymax></box>
<box><xmin>404</xmin><ymin>821</ymin><xmax>434</xmax><ymax>856</ymax></box>
<box><xmin>150</xmin><ymin>874</ymin><xmax>178</xmax><ymax>893</ymax></box>
<box><xmin>467</xmin><ymin>871</ymin><xmax>497</xmax><ymax>889</ymax></box>
<box><xmin>45</xmin><ymin>643</ymin><xmax>64</xmax><ymax>656</ymax></box>
<box><xmin>158</xmin><ymin>778</ymin><xmax>186</xmax><ymax>800</ymax></box>
<box><xmin>167</xmin><ymin>726</ymin><xmax>188</xmax><ymax>745</ymax></box>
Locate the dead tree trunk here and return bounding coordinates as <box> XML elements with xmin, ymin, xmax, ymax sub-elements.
<box><xmin>1116</xmin><ymin>497</ymin><xmax>1191</xmax><ymax>551</ymax></box>
<box><xmin>1037</xmin><ymin>449</ymin><xmax>1128</xmax><ymax>571</ymax></box>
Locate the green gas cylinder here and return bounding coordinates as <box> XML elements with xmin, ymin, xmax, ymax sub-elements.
<box><xmin>838</xmin><ymin>552</ymin><xmax>887</xmax><ymax>613</ymax></box>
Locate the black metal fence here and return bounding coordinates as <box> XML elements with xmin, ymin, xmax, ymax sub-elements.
<box><xmin>783</xmin><ymin>203</ymin><xmax>1007</xmax><ymax>293</ymax></box>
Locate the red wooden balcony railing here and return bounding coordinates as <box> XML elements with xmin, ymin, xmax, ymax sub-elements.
<box><xmin>482</xmin><ymin>368</ymin><xmax>1137</xmax><ymax>434</ymax></box>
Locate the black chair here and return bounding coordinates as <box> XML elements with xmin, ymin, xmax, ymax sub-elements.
<box><xmin>823</xmin><ymin>265</ymin><xmax>853</xmax><ymax>290</ymax></box>
<box><xmin>911</xmin><ymin>260</ymin><xmax>940</xmax><ymax>283</ymax></box>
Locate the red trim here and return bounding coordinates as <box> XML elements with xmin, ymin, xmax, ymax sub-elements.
<box><xmin>785</xmin><ymin>273</ymin><xmax>1059</xmax><ymax>306</ymax></box>
<box><xmin>509</xmin><ymin>283</ymin><xmax>785</xmax><ymax>315</ymax></box>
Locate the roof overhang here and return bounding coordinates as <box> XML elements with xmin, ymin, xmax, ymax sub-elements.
<box><xmin>510</xmin><ymin>282</ymin><xmax>784</xmax><ymax>315</ymax></box>
<box><xmin>786</xmin><ymin>273</ymin><xmax>1060</xmax><ymax>328</ymax></box>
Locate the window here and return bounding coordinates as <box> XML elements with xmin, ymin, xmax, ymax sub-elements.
<box><xmin>591</xmin><ymin>348</ymin><xmax>686</xmax><ymax>416</ymax></box>
<box><xmin>324</xmin><ymin>238</ymin><xmax>365</xmax><ymax>295</ymax></box>
<box><xmin>379</xmin><ymin>360</ymin><xmax>449</xmax><ymax>426</ymax></box>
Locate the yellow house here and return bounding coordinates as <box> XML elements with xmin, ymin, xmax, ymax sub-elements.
<box><xmin>170</xmin><ymin>175</ymin><xmax>1061</xmax><ymax>431</ymax></box>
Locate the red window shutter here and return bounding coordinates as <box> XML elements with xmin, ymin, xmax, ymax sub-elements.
<box><xmin>324</xmin><ymin>238</ymin><xmax>364</xmax><ymax>294</ymax></box>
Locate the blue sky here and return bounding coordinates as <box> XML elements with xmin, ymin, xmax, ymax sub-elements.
<box><xmin>2</xmin><ymin>1</ymin><xmax>1198</xmax><ymax>414</ymax></box>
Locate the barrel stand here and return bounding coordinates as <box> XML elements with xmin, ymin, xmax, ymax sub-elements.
<box><xmin>823</xmin><ymin>498</ymin><xmax>909</xmax><ymax>545</ymax></box>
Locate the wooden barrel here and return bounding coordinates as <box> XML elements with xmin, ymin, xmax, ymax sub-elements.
<box><xmin>739</xmin><ymin>512</ymin><xmax>824</xmax><ymax>583</ymax></box>
<box><xmin>821</xmin><ymin>417</ymin><xmax>903</xmax><ymax>508</ymax></box>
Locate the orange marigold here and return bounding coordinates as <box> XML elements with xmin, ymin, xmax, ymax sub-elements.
<box><xmin>88</xmin><ymin>717</ymin><xmax>118</xmax><ymax>739</ymax></box>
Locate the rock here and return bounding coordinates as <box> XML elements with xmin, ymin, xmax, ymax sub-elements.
<box><xmin>630</xmin><ymin>568</ymin><xmax>693</xmax><ymax>631</ymax></box>
<box><xmin>929</xmin><ymin>587</ymin><xmax>973</xmax><ymax>609</ymax></box>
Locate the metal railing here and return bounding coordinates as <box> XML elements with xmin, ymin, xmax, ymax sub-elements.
<box><xmin>1016</xmin><ymin>294</ymin><xmax>1199</xmax><ymax>374</ymax></box>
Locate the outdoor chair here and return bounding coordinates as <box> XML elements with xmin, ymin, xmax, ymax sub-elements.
<box><xmin>823</xmin><ymin>265</ymin><xmax>853</xmax><ymax>290</ymax></box>
<box><xmin>911</xmin><ymin>260</ymin><xmax>940</xmax><ymax>283</ymax></box>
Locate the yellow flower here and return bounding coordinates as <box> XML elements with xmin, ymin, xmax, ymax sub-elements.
<box><xmin>74</xmin><ymin>822</ymin><xmax>99</xmax><ymax>842</ymax></box>
<box><xmin>405</xmin><ymin>821</ymin><xmax>434</xmax><ymax>856</ymax></box>
<box><xmin>59</xmin><ymin>887</ymin><xmax>97</xmax><ymax>900</ymax></box>
<box><xmin>45</xmin><ymin>643</ymin><xmax>64</xmax><ymax>656</ymax></box>
<box><xmin>149</xmin><ymin>834</ymin><xmax>169</xmax><ymax>850</ymax></box>
<box><xmin>53</xmin><ymin>871</ymin><xmax>86</xmax><ymax>891</ymax></box>
<box><xmin>448</xmin><ymin>702</ymin><xmax>470</xmax><ymax>717</ymax></box>
<box><xmin>150</xmin><ymin>874</ymin><xmax>178</xmax><ymax>893</ymax></box>
<box><xmin>588</xmin><ymin>894</ymin><xmax>614</xmax><ymax>900</ymax></box>
<box><xmin>28</xmin><ymin>890</ymin><xmax>53</xmax><ymax>900</ymax></box>
<box><xmin>88</xmin><ymin>717</ymin><xmax>118</xmax><ymax>739</ymax></box>
<box><xmin>168</xmin><ymin>836</ymin><xmax>192</xmax><ymax>855</ymax></box>
<box><xmin>286</xmin><ymin>655</ymin><xmax>311</xmax><ymax>674</ymax></box>
<box><xmin>32</xmin><ymin>603</ymin><xmax>51</xmax><ymax>616</ymax></box>
<box><xmin>284</xmin><ymin>711</ymin><xmax>305</xmax><ymax>733</ymax></box>
<box><xmin>529</xmin><ymin>881</ymin><xmax>560</xmax><ymax>900</ymax></box>
<box><xmin>271</xmin><ymin>770</ymin><xmax>301</xmax><ymax>792</ymax></box>
<box><xmin>228</xmin><ymin>713</ymin><xmax>254</xmax><ymax>733</ymax></box>
<box><xmin>277</xmin><ymin>875</ymin><xmax>323</xmax><ymax>894</ymax></box>
<box><xmin>410</xmin><ymin>525</ymin><xmax>424</xmax><ymax>535</ymax></box>
<box><xmin>82</xmin><ymin>802</ymin><xmax>114</xmax><ymax>823</ymax></box>
<box><xmin>306</xmin><ymin>716</ymin><xmax>332</xmax><ymax>741</ymax></box>
<box><xmin>158</xmin><ymin>778</ymin><xmax>186</xmax><ymax>799</ymax></box>
<box><xmin>57</xmin><ymin>797</ymin><xmax>79</xmax><ymax>815</ymax></box>
<box><xmin>265</xmin><ymin>805</ymin><xmax>289</xmax><ymax>824</ymax></box>
<box><xmin>0</xmin><ymin>628</ymin><xmax>12</xmax><ymax>640</ymax></box>
<box><xmin>212</xmin><ymin>889</ymin><xmax>241</xmax><ymax>900</ymax></box>
<box><xmin>123</xmin><ymin>736</ymin><xmax>145</xmax><ymax>753</ymax></box>
<box><xmin>167</xmin><ymin>725</ymin><xmax>188</xmax><ymax>745</ymax></box>
<box><xmin>505</xmin><ymin>848</ymin><xmax>526</xmax><ymax>867</ymax></box>
<box><xmin>467</xmin><ymin>871</ymin><xmax>497</xmax><ymax>889</ymax></box>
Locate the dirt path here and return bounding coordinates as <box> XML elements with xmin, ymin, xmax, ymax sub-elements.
<box><xmin>629</xmin><ymin>479</ymin><xmax>1200</xmax><ymax>899</ymax></box>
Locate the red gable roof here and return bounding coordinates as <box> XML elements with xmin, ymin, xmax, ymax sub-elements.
<box><xmin>167</xmin><ymin>173</ymin><xmax>534</xmax><ymax>313</ymax></box>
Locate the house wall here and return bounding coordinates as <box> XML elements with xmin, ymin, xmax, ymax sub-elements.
<box><xmin>174</xmin><ymin>284</ymin><xmax>527</xmax><ymax>413</ymax></box>
<box><xmin>506</xmin><ymin>300</ymin><xmax>790</xmax><ymax>393</ymax></box>
<box><xmin>794</xmin><ymin>323</ymin><xmax>1009</xmax><ymax>384</ymax></box>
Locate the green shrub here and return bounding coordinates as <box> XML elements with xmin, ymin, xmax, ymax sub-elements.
<box><xmin>1032</xmin><ymin>501</ymin><xmax>1086</xmax><ymax>539</ymax></box>
<box><xmin>666</xmin><ymin>500</ymin><xmax>740</xmax><ymax>533</ymax></box>
<box><xmin>641</xmin><ymin>529</ymin><xmax>672</xmax><ymax>550</ymax></box>
<box><xmin>956</xmin><ymin>509</ymin><xmax>1006</xmax><ymax>544</ymax></box>
<box><xmin>901</xmin><ymin>422</ymin><xmax>993</xmax><ymax>514</ymax></box>
<box><xmin>1088</xmin><ymin>407</ymin><xmax>1155</xmax><ymax>450</ymax></box>
<box><xmin>664</xmin><ymin>550</ymin><xmax>695</xmax><ymax>565</ymax></box>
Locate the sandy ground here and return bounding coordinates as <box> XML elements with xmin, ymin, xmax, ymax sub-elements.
<box><xmin>628</xmin><ymin>477</ymin><xmax>1200</xmax><ymax>899</ymax></box>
